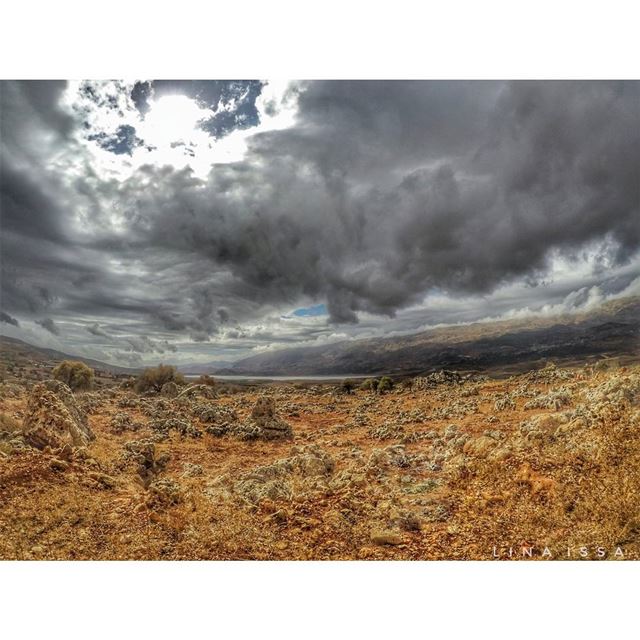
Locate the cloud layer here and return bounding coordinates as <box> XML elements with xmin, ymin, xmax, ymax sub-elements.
<box><xmin>1</xmin><ymin>80</ymin><xmax>638</xmax><ymax>365</ymax></box>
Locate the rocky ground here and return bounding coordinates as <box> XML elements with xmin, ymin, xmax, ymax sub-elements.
<box><xmin>1</xmin><ymin>360</ymin><xmax>639</xmax><ymax>560</ymax></box>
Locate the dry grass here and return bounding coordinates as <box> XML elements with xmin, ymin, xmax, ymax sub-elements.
<box><xmin>0</xmin><ymin>363</ymin><xmax>639</xmax><ymax>560</ymax></box>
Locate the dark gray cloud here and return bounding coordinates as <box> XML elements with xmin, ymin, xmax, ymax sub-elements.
<box><xmin>1</xmin><ymin>80</ymin><xmax>638</xmax><ymax>365</ymax></box>
<box><xmin>0</xmin><ymin>312</ymin><xmax>19</xmax><ymax>327</ymax></box>
<box><xmin>131</xmin><ymin>81</ymin><xmax>153</xmax><ymax>115</ymax></box>
<box><xmin>86</xmin><ymin>323</ymin><xmax>111</xmax><ymax>338</ymax></box>
<box><xmin>36</xmin><ymin>317</ymin><xmax>59</xmax><ymax>335</ymax></box>
<box><xmin>112</xmin><ymin>81</ymin><xmax>638</xmax><ymax>325</ymax></box>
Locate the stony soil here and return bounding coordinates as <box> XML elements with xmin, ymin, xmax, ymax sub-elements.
<box><xmin>1</xmin><ymin>360</ymin><xmax>639</xmax><ymax>560</ymax></box>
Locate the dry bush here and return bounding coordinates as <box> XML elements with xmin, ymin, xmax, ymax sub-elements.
<box><xmin>196</xmin><ymin>374</ymin><xmax>217</xmax><ymax>387</ymax></box>
<box><xmin>135</xmin><ymin>364</ymin><xmax>184</xmax><ymax>393</ymax></box>
<box><xmin>52</xmin><ymin>360</ymin><xmax>94</xmax><ymax>391</ymax></box>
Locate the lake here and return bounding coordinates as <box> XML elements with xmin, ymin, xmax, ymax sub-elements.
<box><xmin>186</xmin><ymin>374</ymin><xmax>372</xmax><ymax>382</ymax></box>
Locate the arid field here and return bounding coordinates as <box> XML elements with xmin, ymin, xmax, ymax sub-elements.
<box><xmin>1</xmin><ymin>356</ymin><xmax>639</xmax><ymax>560</ymax></box>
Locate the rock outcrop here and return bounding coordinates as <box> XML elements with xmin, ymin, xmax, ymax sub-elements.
<box><xmin>22</xmin><ymin>382</ymin><xmax>95</xmax><ymax>450</ymax></box>
<box><xmin>238</xmin><ymin>397</ymin><xmax>293</xmax><ymax>440</ymax></box>
<box><xmin>123</xmin><ymin>439</ymin><xmax>170</xmax><ymax>488</ymax></box>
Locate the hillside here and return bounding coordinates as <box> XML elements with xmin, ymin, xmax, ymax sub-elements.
<box><xmin>220</xmin><ymin>297</ymin><xmax>640</xmax><ymax>376</ymax></box>
<box><xmin>0</xmin><ymin>336</ymin><xmax>138</xmax><ymax>377</ymax></box>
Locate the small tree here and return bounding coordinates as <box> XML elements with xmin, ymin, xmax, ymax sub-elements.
<box><xmin>377</xmin><ymin>376</ymin><xmax>394</xmax><ymax>394</ymax></box>
<box><xmin>134</xmin><ymin>364</ymin><xmax>184</xmax><ymax>393</ymax></box>
<box><xmin>52</xmin><ymin>360</ymin><xmax>94</xmax><ymax>391</ymax></box>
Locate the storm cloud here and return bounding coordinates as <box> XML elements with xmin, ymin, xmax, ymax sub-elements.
<box><xmin>0</xmin><ymin>312</ymin><xmax>19</xmax><ymax>327</ymax></box>
<box><xmin>1</xmin><ymin>80</ymin><xmax>638</xmax><ymax>365</ymax></box>
<box><xmin>35</xmin><ymin>317</ymin><xmax>60</xmax><ymax>335</ymax></box>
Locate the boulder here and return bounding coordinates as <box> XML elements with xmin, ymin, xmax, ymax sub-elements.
<box><xmin>177</xmin><ymin>384</ymin><xmax>216</xmax><ymax>400</ymax></box>
<box><xmin>234</xmin><ymin>396</ymin><xmax>293</xmax><ymax>440</ymax></box>
<box><xmin>44</xmin><ymin>380</ymin><xmax>92</xmax><ymax>434</ymax></box>
<box><xmin>22</xmin><ymin>382</ymin><xmax>94</xmax><ymax>450</ymax></box>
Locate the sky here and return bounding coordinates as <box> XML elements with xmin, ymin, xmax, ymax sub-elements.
<box><xmin>0</xmin><ymin>80</ymin><xmax>638</xmax><ymax>368</ymax></box>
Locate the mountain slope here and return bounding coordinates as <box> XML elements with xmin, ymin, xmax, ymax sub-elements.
<box><xmin>220</xmin><ymin>296</ymin><xmax>640</xmax><ymax>376</ymax></box>
<box><xmin>0</xmin><ymin>336</ymin><xmax>138</xmax><ymax>375</ymax></box>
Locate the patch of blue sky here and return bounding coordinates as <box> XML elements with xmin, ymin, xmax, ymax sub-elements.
<box><xmin>292</xmin><ymin>303</ymin><xmax>327</xmax><ymax>317</ymax></box>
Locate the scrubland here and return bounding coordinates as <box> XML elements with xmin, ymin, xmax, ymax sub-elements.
<box><xmin>0</xmin><ymin>360</ymin><xmax>639</xmax><ymax>560</ymax></box>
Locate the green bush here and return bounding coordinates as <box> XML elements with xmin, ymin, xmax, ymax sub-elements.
<box><xmin>377</xmin><ymin>376</ymin><xmax>394</xmax><ymax>394</ymax></box>
<box><xmin>341</xmin><ymin>379</ymin><xmax>356</xmax><ymax>394</ymax></box>
<box><xmin>359</xmin><ymin>378</ymin><xmax>379</xmax><ymax>392</ymax></box>
<box><xmin>134</xmin><ymin>364</ymin><xmax>184</xmax><ymax>393</ymax></box>
<box><xmin>52</xmin><ymin>360</ymin><xmax>94</xmax><ymax>391</ymax></box>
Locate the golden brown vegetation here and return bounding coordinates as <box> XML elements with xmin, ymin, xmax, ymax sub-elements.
<box><xmin>52</xmin><ymin>360</ymin><xmax>94</xmax><ymax>391</ymax></box>
<box><xmin>134</xmin><ymin>364</ymin><xmax>185</xmax><ymax>394</ymax></box>
<box><xmin>0</xmin><ymin>360</ymin><xmax>638</xmax><ymax>560</ymax></box>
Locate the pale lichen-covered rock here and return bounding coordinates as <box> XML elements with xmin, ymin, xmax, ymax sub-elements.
<box><xmin>181</xmin><ymin>462</ymin><xmax>204</xmax><ymax>477</ymax></box>
<box><xmin>518</xmin><ymin>413</ymin><xmax>568</xmax><ymax>442</ymax></box>
<box><xmin>233</xmin><ymin>396</ymin><xmax>293</xmax><ymax>440</ymax></box>
<box><xmin>524</xmin><ymin>388</ymin><xmax>572</xmax><ymax>411</ymax></box>
<box><xmin>43</xmin><ymin>380</ymin><xmax>93</xmax><ymax>433</ymax></box>
<box><xmin>123</xmin><ymin>439</ymin><xmax>170</xmax><ymax>488</ymax></box>
<box><xmin>151</xmin><ymin>416</ymin><xmax>201</xmax><ymax>439</ymax></box>
<box><xmin>494</xmin><ymin>394</ymin><xmax>516</xmax><ymax>411</ymax></box>
<box><xmin>193</xmin><ymin>403</ymin><xmax>234</xmax><ymax>423</ymax></box>
<box><xmin>22</xmin><ymin>382</ymin><xmax>94</xmax><ymax>450</ymax></box>
<box><xmin>195</xmin><ymin>403</ymin><xmax>238</xmax><ymax>437</ymax></box>
<box><xmin>412</xmin><ymin>370</ymin><xmax>467</xmax><ymax>390</ymax></box>
<box><xmin>366</xmin><ymin>444</ymin><xmax>412</xmax><ymax>473</ymax></box>
<box><xmin>288</xmin><ymin>444</ymin><xmax>335</xmax><ymax>477</ymax></box>
<box><xmin>110</xmin><ymin>412</ymin><xmax>143</xmax><ymax>434</ymax></box>
<box><xmin>147</xmin><ymin>478</ymin><xmax>183</xmax><ymax>508</ymax></box>
<box><xmin>177</xmin><ymin>384</ymin><xmax>216</xmax><ymax>400</ymax></box>
<box><xmin>209</xmin><ymin>445</ymin><xmax>334</xmax><ymax>505</ymax></box>
<box><xmin>368</xmin><ymin>422</ymin><xmax>405</xmax><ymax>441</ymax></box>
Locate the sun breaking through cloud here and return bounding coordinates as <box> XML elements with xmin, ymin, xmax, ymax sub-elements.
<box><xmin>1</xmin><ymin>80</ymin><xmax>638</xmax><ymax>366</ymax></box>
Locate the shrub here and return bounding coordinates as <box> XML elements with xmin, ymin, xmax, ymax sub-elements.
<box><xmin>135</xmin><ymin>364</ymin><xmax>184</xmax><ymax>394</ymax></box>
<box><xmin>377</xmin><ymin>376</ymin><xmax>394</xmax><ymax>394</ymax></box>
<box><xmin>399</xmin><ymin>377</ymin><xmax>414</xmax><ymax>390</ymax></box>
<box><xmin>197</xmin><ymin>374</ymin><xmax>217</xmax><ymax>387</ymax></box>
<box><xmin>52</xmin><ymin>360</ymin><xmax>94</xmax><ymax>391</ymax></box>
<box><xmin>341</xmin><ymin>379</ymin><xmax>356</xmax><ymax>394</ymax></box>
<box><xmin>360</xmin><ymin>378</ymin><xmax>379</xmax><ymax>392</ymax></box>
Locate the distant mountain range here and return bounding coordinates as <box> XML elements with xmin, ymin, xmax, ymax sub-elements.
<box><xmin>213</xmin><ymin>296</ymin><xmax>640</xmax><ymax>376</ymax></box>
<box><xmin>176</xmin><ymin>360</ymin><xmax>238</xmax><ymax>375</ymax></box>
<box><xmin>2</xmin><ymin>297</ymin><xmax>638</xmax><ymax>378</ymax></box>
